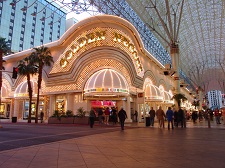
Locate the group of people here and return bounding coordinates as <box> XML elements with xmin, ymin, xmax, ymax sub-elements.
<box><xmin>148</xmin><ymin>106</ymin><xmax>186</xmax><ymax>130</ymax></box>
<box><xmin>89</xmin><ymin>106</ymin><xmax>127</xmax><ymax>130</ymax></box>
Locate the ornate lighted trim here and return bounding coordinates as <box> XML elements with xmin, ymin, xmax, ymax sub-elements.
<box><xmin>60</xmin><ymin>31</ymin><xmax>106</xmax><ymax>68</ymax></box>
<box><xmin>84</xmin><ymin>87</ymin><xmax>129</xmax><ymax>94</ymax></box>
<box><xmin>145</xmin><ymin>96</ymin><xmax>163</xmax><ymax>100</ymax></box>
<box><xmin>51</xmin><ymin>27</ymin><xmax>144</xmax><ymax>77</ymax></box>
<box><xmin>14</xmin><ymin>93</ymin><xmax>37</xmax><ymax>98</ymax></box>
<box><xmin>113</xmin><ymin>32</ymin><xmax>143</xmax><ymax>74</ymax></box>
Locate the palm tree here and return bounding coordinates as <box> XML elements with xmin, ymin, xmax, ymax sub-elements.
<box><xmin>17</xmin><ymin>57</ymin><xmax>38</xmax><ymax>123</ymax></box>
<box><xmin>172</xmin><ymin>93</ymin><xmax>187</xmax><ymax>107</ymax></box>
<box><xmin>31</xmin><ymin>46</ymin><xmax>53</xmax><ymax>123</ymax></box>
<box><xmin>0</xmin><ymin>37</ymin><xmax>10</xmax><ymax>127</ymax></box>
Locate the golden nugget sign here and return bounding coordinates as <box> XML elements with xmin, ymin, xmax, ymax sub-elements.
<box><xmin>60</xmin><ymin>29</ymin><xmax>143</xmax><ymax>73</ymax></box>
<box><xmin>60</xmin><ymin>31</ymin><xmax>106</xmax><ymax>67</ymax></box>
<box><xmin>113</xmin><ymin>32</ymin><xmax>142</xmax><ymax>73</ymax></box>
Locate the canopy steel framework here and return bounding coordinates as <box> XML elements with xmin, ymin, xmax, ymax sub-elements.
<box><xmin>11</xmin><ymin>0</ymin><xmax>225</xmax><ymax>93</ymax></box>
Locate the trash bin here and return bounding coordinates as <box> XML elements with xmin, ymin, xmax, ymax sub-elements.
<box><xmin>145</xmin><ymin>117</ymin><xmax>150</xmax><ymax>127</ymax></box>
<box><xmin>12</xmin><ymin>117</ymin><xmax>17</xmax><ymax>123</ymax></box>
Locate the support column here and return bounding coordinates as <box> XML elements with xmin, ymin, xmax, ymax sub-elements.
<box><xmin>125</xmin><ymin>96</ymin><xmax>132</xmax><ymax>122</ymax></box>
<box><xmin>198</xmin><ymin>88</ymin><xmax>203</xmax><ymax>110</ymax></box>
<box><xmin>13</xmin><ymin>99</ymin><xmax>19</xmax><ymax>117</ymax></box>
<box><xmin>49</xmin><ymin>95</ymin><xmax>56</xmax><ymax>117</ymax></box>
<box><xmin>10</xmin><ymin>99</ymin><xmax>14</xmax><ymax>119</ymax></box>
<box><xmin>170</xmin><ymin>44</ymin><xmax>180</xmax><ymax>94</ymax></box>
<box><xmin>66</xmin><ymin>93</ymin><xmax>74</xmax><ymax>111</ymax></box>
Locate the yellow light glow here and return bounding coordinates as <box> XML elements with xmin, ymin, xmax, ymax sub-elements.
<box><xmin>71</xmin><ymin>45</ymin><xmax>80</xmax><ymax>53</ymax></box>
<box><xmin>66</xmin><ymin>51</ymin><xmax>73</xmax><ymax>60</ymax></box>
<box><xmin>60</xmin><ymin>59</ymin><xmax>68</xmax><ymax>68</ymax></box>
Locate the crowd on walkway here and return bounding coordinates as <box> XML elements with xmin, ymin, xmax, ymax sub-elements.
<box><xmin>88</xmin><ymin>106</ymin><xmax>225</xmax><ymax>131</ymax></box>
<box><xmin>89</xmin><ymin>106</ymin><xmax>128</xmax><ymax>130</ymax></box>
<box><xmin>147</xmin><ymin>106</ymin><xmax>225</xmax><ymax>129</ymax></box>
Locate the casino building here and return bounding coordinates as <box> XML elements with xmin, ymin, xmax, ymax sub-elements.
<box><xmin>2</xmin><ymin>15</ymin><xmax>193</xmax><ymax>122</ymax></box>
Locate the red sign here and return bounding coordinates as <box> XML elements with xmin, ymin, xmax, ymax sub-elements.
<box><xmin>174</xmin><ymin>77</ymin><xmax>179</xmax><ymax>80</ymax></box>
<box><xmin>138</xmin><ymin>93</ymin><xmax>143</xmax><ymax>97</ymax></box>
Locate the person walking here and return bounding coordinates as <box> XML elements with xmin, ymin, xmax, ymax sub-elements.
<box><xmin>118</xmin><ymin>107</ymin><xmax>127</xmax><ymax>130</ymax></box>
<box><xmin>156</xmin><ymin>106</ymin><xmax>166</xmax><ymax>128</ymax></box>
<box><xmin>222</xmin><ymin>108</ymin><xmax>225</xmax><ymax>125</ymax></box>
<box><xmin>173</xmin><ymin>108</ymin><xmax>178</xmax><ymax>127</ymax></box>
<box><xmin>166</xmin><ymin>107</ymin><xmax>174</xmax><ymax>130</ymax></box>
<box><xmin>89</xmin><ymin>108</ymin><xmax>96</xmax><ymax>128</ymax></box>
<box><xmin>214</xmin><ymin>108</ymin><xmax>221</xmax><ymax>124</ymax></box>
<box><xmin>149</xmin><ymin>107</ymin><xmax>156</xmax><ymax>126</ymax></box>
<box><xmin>40</xmin><ymin>111</ymin><xmax>44</xmax><ymax>123</ymax></box>
<box><xmin>111</xmin><ymin>107</ymin><xmax>118</xmax><ymax>125</ymax></box>
<box><xmin>133</xmin><ymin>110</ymin><xmax>138</xmax><ymax>122</ymax></box>
<box><xmin>177</xmin><ymin>106</ymin><xmax>184</xmax><ymax>128</ymax></box>
<box><xmin>104</xmin><ymin>107</ymin><xmax>110</xmax><ymax>125</ymax></box>
<box><xmin>98</xmin><ymin>108</ymin><xmax>103</xmax><ymax>124</ymax></box>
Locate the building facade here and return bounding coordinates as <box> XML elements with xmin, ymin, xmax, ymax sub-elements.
<box><xmin>2</xmin><ymin>15</ymin><xmax>193</xmax><ymax>122</ymax></box>
<box><xmin>207</xmin><ymin>90</ymin><xmax>223</xmax><ymax>110</ymax></box>
<box><xmin>0</xmin><ymin>0</ymin><xmax>66</xmax><ymax>53</ymax></box>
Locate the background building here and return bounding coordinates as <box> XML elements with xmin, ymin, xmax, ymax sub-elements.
<box><xmin>207</xmin><ymin>90</ymin><xmax>223</xmax><ymax>110</ymax></box>
<box><xmin>0</xmin><ymin>0</ymin><xmax>66</xmax><ymax>53</ymax></box>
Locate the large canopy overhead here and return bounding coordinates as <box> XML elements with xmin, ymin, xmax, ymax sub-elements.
<box><xmin>37</xmin><ymin>1</ymin><xmax>225</xmax><ymax>93</ymax></box>
<box><xmin>124</xmin><ymin>0</ymin><xmax>225</xmax><ymax>93</ymax></box>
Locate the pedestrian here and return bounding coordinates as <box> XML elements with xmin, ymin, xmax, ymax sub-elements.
<box><xmin>89</xmin><ymin>108</ymin><xmax>96</xmax><ymax>128</ymax></box>
<box><xmin>173</xmin><ymin>108</ymin><xmax>178</xmax><ymax>127</ymax></box>
<box><xmin>166</xmin><ymin>107</ymin><xmax>174</xmax><ymax>130</ymax></box>
<box><xmin>183</xmin><ymin>109</ymin><xmax>187</xmax><ymax>128</ymax></box>
<box><xmin>222</xmin><ymin>108</ymin><xmax>225</xmax><ymax>125</ymax></box>
<box><xmin>104</xmin><ymin>107</ymin><xmax>110</xmax><ymax>125</ymax></box>
<box><xmin>149</xmin><ymin>107</ymin><xmax>155</xmax><ymax>126</ymax></box>
<box><xmin>214</xmin><ymin>108</ymin><xmax>221</xmax><ymax>124</ymax></box>
<box><xmin>156</xmin><ymin>106</ymin><xmax>165</xmax><ymax>128</ymax></box>
<box><xmin>192</xmin><ymin>111</ymin><xmax>198</xmax><ymax>123</ymax></box>
<box><xmin>133</xmin><ymin>110</ymin><xmax>138</xmax><ymax>122</ymax></box>
<box><xmin>177</xmin><ymin>106</ymin><xmax>184</xmax><ymax>128</ymax></box>
<box><xmin>111</xmin><ymin>107</ymin><xmax>118</xmax><ymax>125</ymax></box>
<box><xmin>98</xmin><ymin>108</ymin><xmax>103</xmax><ymax>124</ymax></box>
<box><xmin>40</xmin><ymin>111</ymin><xmax>44</xmax><ymax>123</ymax></box>
<box><xmin>118</xmin><ymin>107</ymin><xmax>127</xmax><ymax>130</ymax></box>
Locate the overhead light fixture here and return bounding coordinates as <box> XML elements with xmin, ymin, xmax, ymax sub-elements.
<box><xmin>21</xmin><ymin>7</ymin><xmax>27</xmax><ymax>11</ymax></box>
<box><xmin>31</xmin><ymin>12</ymin><xmax>36</xmax><ymax>16</ymax></box>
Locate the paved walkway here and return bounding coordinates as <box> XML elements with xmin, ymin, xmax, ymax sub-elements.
<box><xmin>0</xmin><ymin>120</ymin><xmax>225</xmax><ymax>168</ymax></box>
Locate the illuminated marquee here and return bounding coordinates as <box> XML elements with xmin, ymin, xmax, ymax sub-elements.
<box><xmin>58</xmin><ymin>28</ymin><xmax>143</xmax><ymax>76</ymax></box>
<box><xmin>60</xmin><ymin>31</ymin><xmax>106</xmax><ymax>67</ymax></box>
<box><xmin>113</xmin><ymin>32</ymin><xmax>142</xmax><ymax>73</ymax></box>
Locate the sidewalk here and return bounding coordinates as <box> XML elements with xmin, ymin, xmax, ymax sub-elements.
<box><xmin>0</xmin><ymin>120</ymin><xmax>225</xmax><ymax>168</ymax></box>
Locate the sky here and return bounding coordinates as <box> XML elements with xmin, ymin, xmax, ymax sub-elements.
<box><xmin>52</xmin><ymin>0</ymin><xmax>99</xmax><ymax>21</ymax></box>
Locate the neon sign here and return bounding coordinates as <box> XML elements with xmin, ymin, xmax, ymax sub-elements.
<box><xmin>60</xmin><ymin>31</ymin><xmax>106</xmax><ymax>67</ymax></box>
<box><xmin>113</xmin><ymin>32</ymin><xmax>142</xmax><ymax>73</ymax></box>
<box><xmin>59</xmin><ymin>29</ymin><xmax>143</xmax><ymax>74</ymax></box>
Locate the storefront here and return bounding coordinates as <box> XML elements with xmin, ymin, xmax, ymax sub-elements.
<box><xmin>3</xmin><ymin>15</ymin><xmax>193</xmax><ymax>122</ymax></box>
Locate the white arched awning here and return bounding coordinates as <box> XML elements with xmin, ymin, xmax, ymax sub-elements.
<box><xmin>14</xmin><ymin>80</ymin><xmax>38</xmax><ymax>98</ymax></box>
<box><xmin>162</xmin><ymin>91</ymin><xmax>173</xmax><ymax>104</ymax></box>
<box><xmin>144</xmin><ymin>84</ymin><xmax>163</xmax><ymax>102</ymax></box>
<box><xmin>1</xmin><ymin>85</ymin><xmax>9</xmax><ymax>98</ymax></box>
<box><xmin>84</xmin><ymin>69</ymin><xmax>129</xmax><ymax>97</ymax></box>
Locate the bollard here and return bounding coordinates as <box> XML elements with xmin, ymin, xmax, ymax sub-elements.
<box><xmin>208</xmin><ymin>113</ymin><xmax>211</xmax><ymax>128</ymax></box>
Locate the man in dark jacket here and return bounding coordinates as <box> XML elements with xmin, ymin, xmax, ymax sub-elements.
<box><xmin>118</xmin><ymin>107</ymin><xmax>127</xmax><ymax>130</ymax></box>
<box><xmin>149</xmin><ymin>107</ymin><xmax>156</xmax><ymax>126</ymax></box>
<box><xmin>98</xmin><ymin>108</ymin><xmax>103</xmax><ymax>124</ymax></box>
<box><xmin>177</xmin><ymin>106</ymin><xmax>184</xmax><ymax>128</ymax></box>
<box><xmin>89</xmin><ymin>108</ymin><xmax>96</xmax><ymax>128</ymax></box>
